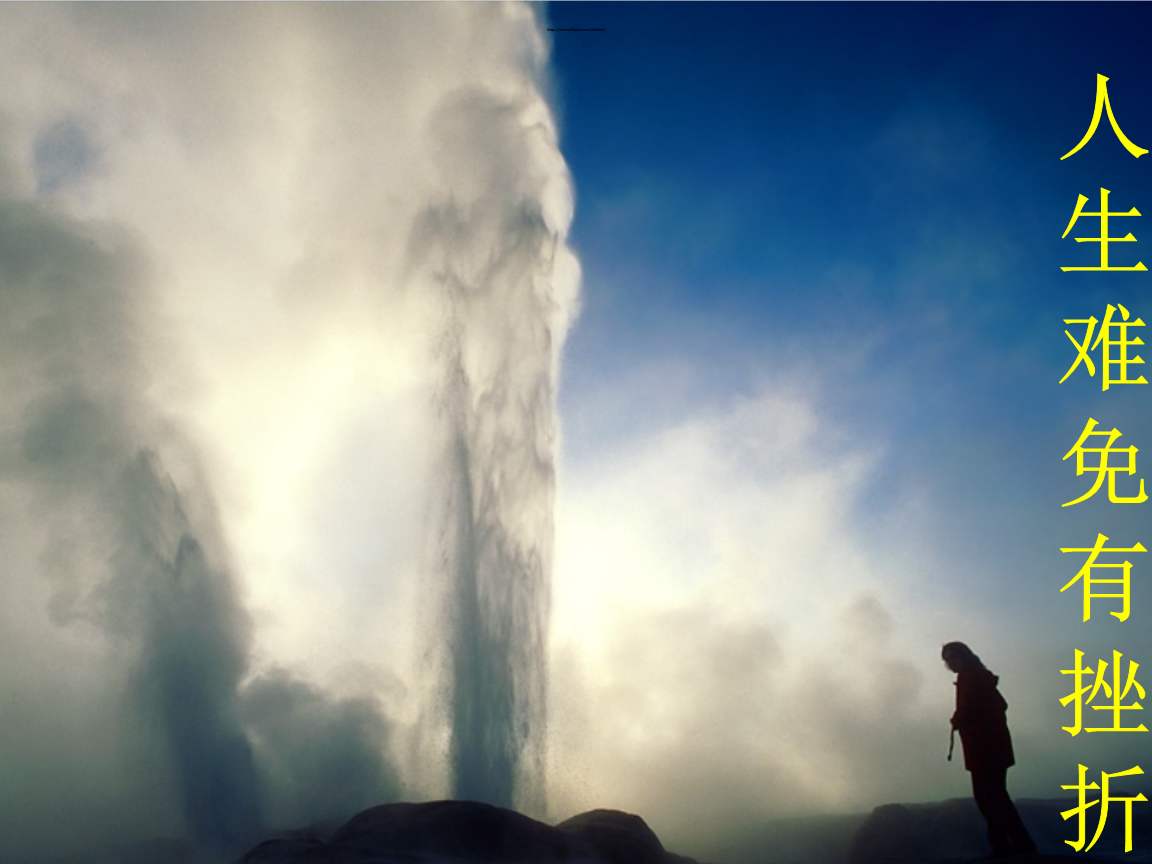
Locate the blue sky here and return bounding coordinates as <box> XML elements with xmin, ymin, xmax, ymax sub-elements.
<box><xmin>549</xmin><ymin>1</ymin><xmax>1152</xmax><ymax>600</ymax></box>
<box><xmin>544</xmin><ymin>2</ymin><xmax>1152</xmax><ymax>810</ymax></box>
<box><xmin>550</xmin><ymin>2</ymin><xmax>1152</xmax><ymax>439</ymax></box>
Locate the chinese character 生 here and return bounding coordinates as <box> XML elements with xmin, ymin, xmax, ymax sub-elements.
<box><xmin>1061</xmin><ymin>188</ymin><xmax>1146</xmax><ymax>273</ymax></box>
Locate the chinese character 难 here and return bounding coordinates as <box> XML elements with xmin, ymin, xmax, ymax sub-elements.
<box><xmin>1061</xmin><ymin>304</ymin><xmax>1147</xmax><ymax>391</ymax></box>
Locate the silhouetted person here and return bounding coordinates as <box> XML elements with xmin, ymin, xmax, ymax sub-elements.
<box><xmin>942</xmin><ymin>641</ymin><xmax>1037</xmax><ymax>858</ymax></box>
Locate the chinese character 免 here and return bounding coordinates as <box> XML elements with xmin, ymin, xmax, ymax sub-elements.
<box><xmin>1062</xmin><ymin>418</ymin><xmax>1147</xmax><ymax>507</ymax></box>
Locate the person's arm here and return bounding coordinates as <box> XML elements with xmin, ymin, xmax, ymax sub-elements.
<box><xmin>951</xmin><ymin>676</ymin><xmax>972</xmax><ymax>729</ymax></box>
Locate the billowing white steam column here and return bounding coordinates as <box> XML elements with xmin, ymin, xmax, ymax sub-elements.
<box><xmin>410</xmin><ymin>88</ymin><xmax>579</xmax><ymax>807</ymax></box>
<box><xmin>0</xmin><ymin>5</ymin><xmax>578</xmax><ymax>855</ymax></box>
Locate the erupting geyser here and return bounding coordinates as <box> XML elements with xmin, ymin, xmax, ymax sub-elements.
<box><xmin>0</xmin><ymin>4</ymin><xmax>579</xmax><ymax>860</ymax></box>
<box><xmin>411</xmin><ymin>92</ymin><xmax>580</xmax><ymax>808</ymax></box>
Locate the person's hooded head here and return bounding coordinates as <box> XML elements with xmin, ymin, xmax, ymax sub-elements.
<box><xmin>941</xmin><ymin>641</ymin><xmax>986</xmax><ymax>674</ymax></box>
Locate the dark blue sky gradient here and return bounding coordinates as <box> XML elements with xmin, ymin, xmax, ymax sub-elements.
<box><xmin>548</xmin><ymin>0</ymin><xmax>1152</xmax><ymax>510</ymax></box>
<box><xmin>548</xmin><ymin>2</ymin><xmax>1152</xmax><ymax>399</ymax></box>
<box><xmin>546</xmin><ymin>4</ymin><xmax>1152</xmax><ymax>773</ymax></box>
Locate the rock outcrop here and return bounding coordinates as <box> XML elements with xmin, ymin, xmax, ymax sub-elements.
<box><xmin>849</xmin><ymin>798</ymin><xmax>1152</xmax><ymax>864</ymax></box>
<box><xmin>556</xmin><ymin>809</ymin><xmax>667</xmax><ymax>864</ymax></box>
<box><xmin>238</xmin><ymin>800</ymin><xmax>705</xmax><ymax>864</ymax></box>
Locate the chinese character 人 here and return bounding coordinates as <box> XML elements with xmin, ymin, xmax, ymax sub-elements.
<box><xmin>1061</xmin><ymin>73</ymin><xmax>1148</xmax><ymax>161</ymax></box>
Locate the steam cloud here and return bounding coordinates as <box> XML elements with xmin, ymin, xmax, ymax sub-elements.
<box><xmin>0</xmin><ymin>5</ymin><xmax>577</xmax><ymax>861</ymax></box>
<box><xmin>409</xmin><ymin>91</ymin><xmax>577</xmax><ymax>809</ymax></box>
<box><xmin>0</xmin><ymin>201</ymin><xmax>263</xmax><ymax>855</ymax></box>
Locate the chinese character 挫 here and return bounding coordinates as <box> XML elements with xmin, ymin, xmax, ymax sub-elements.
<box><xmin>1061</xmin><ymin>763</ymin><xmax>1148</xmax><ymax>853</ymax></box>
<box><xmin>1061</xmin><ymin>304</ymin><xmax>1147</xmax><ymax>391</ymax></box>
<box><xmin>1060</xmin><ymin>648</ymin><xmax>1148</xmax><ymax>735</ymax></box>
<box><xmin>1061</xmin><ymin>189</ymin><xmax>1146</xmax><ymax>273</ymax></box>
<box><xmin>1061</xmin><ymin>74</ymin><xmax>1148</xmax><ymax>161</ymax></box>
<box><xmin>1060</xmin><ymin>533</ymin><xmax>1145</xmax><ymax>623</ymax></box>
<box><xmin>1062</xmin><ymin>418</ymin><xmax>1148</xmax><ymax>507</ymax></box>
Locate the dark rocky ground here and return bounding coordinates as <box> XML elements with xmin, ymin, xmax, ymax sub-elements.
<box><xmin>19</xmin><ymin>795</ymin><xmax>1149</xmax><ymax>864</ymax></box>
<box><xmin>846</xmin><ymin>798</ymin><xmax>1152</xmax><ymax>864</ymax></box>
<box><xmin>237</xmin><ymin>800</ymin><xmax>702</xmax><ymax>863</ymax></box>
<box><xmin>233</xmin><ymin>797</ymin><xmax>1152</xmax><ymax>864</ymax></box>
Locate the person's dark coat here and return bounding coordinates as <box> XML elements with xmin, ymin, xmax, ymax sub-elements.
<box><xmin>951</xmin><ymin>668</ymin><xmax>1015</xmax><ymax>772</ymax></box>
